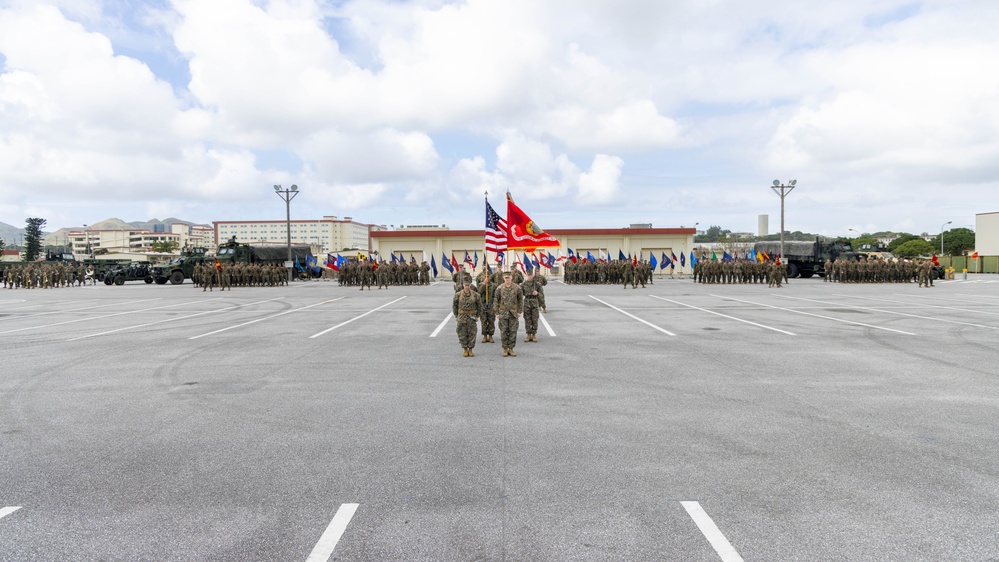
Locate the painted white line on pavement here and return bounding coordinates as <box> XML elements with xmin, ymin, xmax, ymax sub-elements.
<box><xmin>681</xmin><ymin>501</ymin><xmax>744</xmax><ymax>562</ymax></box>
<box><xmin>833</xmin><ymin>293</ymin><xmax>999</xmax><ymax>317</ymax></box>
<box><xmin>713</xmin><ymin>295</ymin><xmax>916</xmax><ymax>335</ymax></box>
<box><xmin>430</xmin><ymin>312</ymin><xmax>453</xmax><ymax>337</ymax></box>
<box><xmin>651</xmin><ymin>295</ymin><xmax>795</xmax><ymax>335</ymax></box>
<box><xmin>539</xmin><ymin>313</ymin><xmax>556</xmax><ymax>336</ymax></box>
<box><xmin>0</xmin><ymin>298</ymin><xmax>159</xmax><ymax>322</ymax></box>
<box><xmin>781</xmin><ymin>295</ymin><xmax>999</xmax><ymax>331</ymax></box>
<box><xmin>0</xmin><ymin>299</ymin><xmax>209</xmax><ymax>335</ymax></box>
<box><xmin>588</xmin><ymin>295</ymin><xmax>676</xmax><ymax>336</ymax></box>
<box><xmin>310</xmin><ymin>296</ymin><xmax>407</xmax><ymax>338</ymax></box>
<box><xmin>190</xmin><ymin>298</ymin><xmax>344</xmax><ymax>340</ymax></box>
<box><xmin>0</xmin><ymin>506</ymin><xmax>22</xmax><ymax>520</ymax></box>
<box><xmin>305</xmin><ymin>503</ymin><xmax>358</xmax><ymax>562</ymax></box>
<box><xmin>69</xmin><ymin>297</ymin><xmax>283</xmax><ymax>341</ymax></box>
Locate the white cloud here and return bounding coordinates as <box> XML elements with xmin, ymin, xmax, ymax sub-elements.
<box><xmin>578</xmin><ymin>154</ymin><xmax>624</xmax><ymax>205</ymax></box>
<box><xmin>298</xmin><ymin>128</ymin><xmax>439</xmax><ymax>184</ymax></box>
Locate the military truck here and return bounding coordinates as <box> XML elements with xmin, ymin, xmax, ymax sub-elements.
<box><xmin>149</xmin><ymin>247</ymin><xmax>209</xmax><ymax>285</ymax></box>
<box><xmin>753</xmin><ymin>239</ymin><xmax>858</xmax><ymax>278</ymax></box>
<box><xmin>214</xmin><ymin>238</ymin><xmax>313</xmax><ymax>268</ymax></box>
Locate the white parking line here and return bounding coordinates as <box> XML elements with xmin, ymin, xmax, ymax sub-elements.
<box><xmin>0</xmin><ymin>298</ymin><xmax>159</xmax><ymax>321</ymax></box>
<box><xmin>305</xmin><ymin>503</ymin><xmax>358</xmax><ymax>562</ymax></box>
<box><xmin>0</xmin><ymin>506</ymin><xmax>22</xmax><ymax>520</ymax></box>
<box><xmin>651</xmin><ymin>295</ymin><xmax>795</xmax><ymax>335</ymax></box>
<box><xmin>589</xmin><ymin>295</ymin><xmax>676</xmax><ymax>336</ymax></box>
<box><xmin>189</xmin><ymin>298</ymin><xmax>344</xmax><ymax>340</ymax></box>
<box><xmin>68</xmin><ymin>297</ymin><xmax>283</xmax><ymax>341</ymax></box>
<box><xmin>430</xmin><ymin>312</ymin><xmax>453</xmax><ymax>337</ymax></box>
<box><xmin>781</xmin><ymin>295</ymin><xmax>999</xmax><ymax>331</ymax></box>
<box><xmin>713</xmin><ymin>295</ymin><xmax>916</xmax><ymax>335</ymax></box>
<box><xmin>310</xmin><ymin>297</ymin><xmax>407</xmax><ymax>339</ymax></box>
<box><xmin>834</xmin><ymin>293</ymin><xmax>999</xmax><ymax>317</ymax></box>
<box><xmin>0</xmin><ymin>299</ymin><xmax>202</xmax><ymax>335</ymax></box>
<box><xmin>539</xmin><ymin>313</ymin><xmax>556</xmax><ymax>336</ymax></box>
<box><xmin>681</xmin><ymin>501</ymin><xmax>744</xmax><ymax>562</ymax></box>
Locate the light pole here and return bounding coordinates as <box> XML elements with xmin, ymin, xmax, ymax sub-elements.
<box><xmin>771</xmin><ymin>180</ymin><xmax>797</xmax><ymax>265</ymax></box>
<box><xmin>274</xmin><ymin>184</ymin><xmax>299</xmax><ymax>282</ymax></box>
<box><xmin>940</xmin><ymin>221</ymin><xmax>952</xmax><ymax>255</ymax></box>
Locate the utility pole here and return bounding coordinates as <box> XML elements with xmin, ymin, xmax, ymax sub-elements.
<box><xmin>274</xmin><ymin>184</ymin><xmax>299</xmax><ymax>283</ymax></box>
<box><xmin>771</xmin><ymin>180</ymin><xmax>797</xmax><ymax>268</ymax></box>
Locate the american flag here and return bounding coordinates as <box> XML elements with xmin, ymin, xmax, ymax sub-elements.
<box><xmin>485</xmin><ymin>199</ymin><xmax>507</xmax><ymax>252</ymax></box>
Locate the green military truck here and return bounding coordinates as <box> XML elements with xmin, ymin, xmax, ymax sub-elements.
<box><xmin>150</xmin><ymin>247</ymin><xmax>210</xmax><ymax>285</ymax></box>
<box><xmin>214</xmin><ymin>238</ymin><xmax>313</xmax><ymax>268</ymax></box>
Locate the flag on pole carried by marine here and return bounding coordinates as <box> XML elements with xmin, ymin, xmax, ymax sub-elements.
<box><xmin>485</xmin><ymin>198</ymin><xmax>508</xmax><ymax>253</ymax></box>
<box><xmin>649</xmin><ymin>252</ymin><xmax>658</xmax><ymax>271</ymax></box>
<box><xmin>430</xmin><ymin>254</ymin><xmax>438</xmax><ymax>277</ymax></box>
<box><xmin>441</xmin><ymin>253</ymin><xmax>454</xmax><ymax>273</ymax></box>
<box><xmin>505</xmin><ymin>191</ymin><xmax>560</xmax><ymax>250</ymax></box>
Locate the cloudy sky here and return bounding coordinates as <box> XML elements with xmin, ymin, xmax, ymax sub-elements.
<box><xmin>1</xmin><ymin>0</ymin><xmax>997</xmax><ymax>236</ymax></box>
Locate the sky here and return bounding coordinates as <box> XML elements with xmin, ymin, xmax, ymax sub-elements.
<box><xmin>1</xmin><ymin>0</ymin><xmax>997</xmax><ymax>237</ymax></box>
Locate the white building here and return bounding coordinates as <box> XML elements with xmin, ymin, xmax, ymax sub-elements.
<box><xmin>213</xmin><ymin>216</ymin><xmax>379</xmax><ymax>255</ymax></box>
<box><xmin>67</xmin><ymin>223</ymin><xmax>214</xmax><ymax>256</ymax></box>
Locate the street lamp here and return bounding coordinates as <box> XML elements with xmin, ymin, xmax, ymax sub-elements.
<box><xmin>274</xmin><ymin>184</ymin><xmax>299</xmax><ymax>282</ymax></box>
<box><xmin>771</xmin><ymin>179</ymin><xmax>797</xmax><ymax>266</ymax></box>
<box><xmin>940</xmin><ymin>221</ymin><xmax>952</xmax><ymax>255</ymax></box>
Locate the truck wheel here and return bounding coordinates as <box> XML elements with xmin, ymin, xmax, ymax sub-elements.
<box><xmin>144</xmin><ymin>276</ymin><xmax>154</xmax><ymax>284</ymax></box>
<box><xmin>169</xmin><ymin>271</ymin><xmax>184</xmax><ymax>285</ymax></box>
<box><xmin>97</xmin><ymin>271</ymin><xmax>106</xmax><ymax>282</ymax></box>
<box><xmin>114</xmin><ymin>275</ymin><xmax>125</xmax><ymax>286</ymax></box>
<box><xmin>787</xmin><ymin>263</ymin><xmax>800</xmax><ymax>278</ymax></box>
<box><xmin>155</xmin><ymin>277</ymin><xmax>168</xmax><ymax>284</ymax></box>
<box><xmin>104</xmin><ymin>276</ymin><xmax>113</xmax><ymax>285</ymax></box>
<box><xmin>800</xmin><ymin>271</ymin><xmax>814</xmax><ymax>278</ymax></box>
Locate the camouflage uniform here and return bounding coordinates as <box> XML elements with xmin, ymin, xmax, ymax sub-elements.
<box><xmin>453</xmin><ymin>282</ymin><xmax>482</xmax><ymax>356</ymax></box>
<box><xmin>521</xmin><ymin>274</ymin><xmax>543</xmax><ymax>342</ymax></box>
<box><xmin>493</xmin><ymin>274</ymin><xmax>524</xmax><ymax>357</ymax></box>
<box><xmin>477</xmin><ymin>271</ymin><xmax>496</xmax><ymax>342</ymax></box>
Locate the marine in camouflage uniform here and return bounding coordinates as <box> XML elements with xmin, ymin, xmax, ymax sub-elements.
<box><xmin>521</xmin><ymin>271</ymin><xmax>543</xmax><ymax>342</ymax></box>
<box><xmin>493</xmin><ymin>271</ymin><xmax>524</xmax><ymax>357</ymax></box>
<box><xmin>477</xmin><ymin>270</ymin><xmax>496</xmax><ymax>343</ymax></box>
<box><xmin>453</xmin><ymin>279</ymin><xmax>482</xmax><ymax>357</ymax></box>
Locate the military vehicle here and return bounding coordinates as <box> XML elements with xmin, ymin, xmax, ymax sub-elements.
<box><xmin>753</xmin><ymin>239</ymin><xmax>858</xmax><ymax>278</ymax></box>
<box><xmin>149</xmin><ymin>247</ymin><xmax>209</xmax><ymax>285</ymax></box>
<box><xmin>102</xmin><ymin>262</ymin><xmax>154</xmax><ymax>285</ymax></box>
<box><xmin>213</xmin><ymin>238</ymin><xmax>313</xmax><ymax>268</ymax></box>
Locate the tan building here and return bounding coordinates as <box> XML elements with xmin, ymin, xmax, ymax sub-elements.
<box><xmin>214</xmin><ymin>216</ymin><xmax>379</xmax><ymax>255</ymax></box>
<box><xmin>371</xmin><ymin>226</ymin><xmax>696</xmax><ymax>276</ymax></box>
<box><xmin>67</xmin><ymin>223</ymin><xmax>214</xmax><ymax>256</ymax></box>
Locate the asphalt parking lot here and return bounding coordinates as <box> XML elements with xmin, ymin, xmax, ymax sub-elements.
<box><xmin>2</xmin><ymin>275</ymin><xmax>998</xmax><ymax>561</ymax></box>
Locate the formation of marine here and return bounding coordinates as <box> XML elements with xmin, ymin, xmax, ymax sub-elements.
<box><xmin>192</xmin><ymin>262</ymin><xmax>288</xmax><ymax>291</ymax></box>
<box><xmin>562</xmin><ymin>260</ymin><xmax>654</xmax><ymax>287</ymax></box>
<box><xmin>825</xmin><ymin>256</ymin><xmax>937</xmax><ymax>286</ymax></box>
<box><xmin>337</xmin><ymin>260</ymin><xmax>432</xmax><ymax>288</ymax></box>
<box><xmin>3</xmin><ymin>262</ymin><xmax>96</xmax><ymax>289</ymax></box>
<box><xmin>692</xmin><ymin>259</ymin><xmax>788</xmax><ymax>287</ymax></box>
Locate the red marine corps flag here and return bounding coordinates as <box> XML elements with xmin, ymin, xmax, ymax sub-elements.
<box><xmin>505</xmin><ymin>191</ymin><xmax>560</xmax><ymax>250</ymax></box>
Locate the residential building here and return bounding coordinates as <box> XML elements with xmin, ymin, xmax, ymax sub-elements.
<box><xmin>213</xmin><ymin>216</ymin><xmax>379</xmax><ymax>255</ymax></box>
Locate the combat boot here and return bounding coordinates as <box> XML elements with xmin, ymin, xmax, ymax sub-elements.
<box><xmin>488</xmin><ymin>335</ymin><xmax>494</xmax><ymax>343</ymax></box>
<box><xmin>524</xmin><ymin>335</ymin><xmax>531</xmax><ymax>342</ymax></box>
<box><xmin>481</xmin><ymin>335</ymin><xmax>488</xmax><ymax>343</ymax></box>
<box><xmin>463</xmin><ymin>348</ymin><xmax>469</xmax><ymax>357</ymax></box>
<box><xmin>502</xmin><ymin>348</ymin><xmax>509</xmax><ymax>357</ymax></box>
<box><xmin>468</xmin><ymin>349</ymin><xmax>474</xmax><ymax>357</ymax></box>
<box><xmin>531</xmin><ymin>334</ymin><xmax>538</xmax><ymax>342</ymax></box>
<box><xmin>508</xmin><ymin>348</ymin><xmax>517</xmax><ymax>357</ymax></box>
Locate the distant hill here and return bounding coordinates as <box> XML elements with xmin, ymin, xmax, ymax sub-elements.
<box><xmin>0</xmin><ymin>221</ymin><xmax>24</xmax><ymax>246</ymax></box>
<box><xmin>89</xmin><ymin>218</ymin><xmax>134</xmax><ymax>230</ymax></box>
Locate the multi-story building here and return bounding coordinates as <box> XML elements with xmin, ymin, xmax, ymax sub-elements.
<box><xmin>67</xmin><ymin>223</ymin><xmax>215</xmax><ymax>256</ymax></box>
<box><xmin>213</xmin><ymin>216</ymin><xmax>380</xmax><ymax>255</ymax></box>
